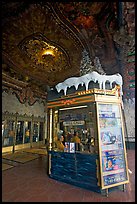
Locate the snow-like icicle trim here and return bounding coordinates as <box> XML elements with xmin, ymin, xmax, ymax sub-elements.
<box><xmin>55</xmin><ymin>71</ymin><xmax>123</xmax><ymax>96</ymax></box>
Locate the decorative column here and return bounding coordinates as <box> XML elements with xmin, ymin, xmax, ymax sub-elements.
<box><xmin>123</xmin><ymin>2</ymin><xmax>135</xmax><ymax>102</ymax></box>
<box><xmin>122</xmin><ymin>2</ymin><xmax>135</xmax><ymax>144</ymax></box>
<box><xmin>49</xmin><ymin>108</ymin><xmax>53</xmax><ymax>150</ymax></box>
<box><xmin>13</xmin><ymin>113</ymin><xmax>18</xmax><ymax>153</ymax></box>
<box><xmin>48</xmin><ymin>108</ymin><xmax>53</xmax><ymax>175</ymax></box>
<box><xmin>30</xmin><ymin>115</ymin><xmax>34</xmax><ymax>148</ymax></box>
<box><xmin>44</xmin><ymin>112</ymin><xmax>48</xmax><ymax>143</ymax></box>
<box><xmin>123</xmin><ymin>51</ymin><xmax>135</xmax><ymax>101</ymax></box>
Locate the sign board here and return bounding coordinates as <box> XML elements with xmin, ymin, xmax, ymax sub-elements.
<box><xmin>63</xmin><ymin>121</ymin><xmax>85</xmax><ymax>126</ymax></box>
<box><xmin>97</xmin><ymin>103</ymin><xmax>129</xmax><ymax>189</ymax></box>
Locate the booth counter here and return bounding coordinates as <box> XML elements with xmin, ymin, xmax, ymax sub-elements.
<box><xmin>49</xmin><ymin>151</ymin><xmax>100</xmax><ymax>193</ymax></box>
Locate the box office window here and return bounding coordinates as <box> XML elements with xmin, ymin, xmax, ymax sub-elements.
<box><xmin>54</xmin><ymin>105</ymin><xmax>96</xmax><ymax>153</ymax></box>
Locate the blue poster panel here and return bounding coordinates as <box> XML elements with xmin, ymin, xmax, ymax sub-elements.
<box><xmin>97</xmin><ymin>103</ymin><xmax>129</xmax><ymax>189</ymax></box>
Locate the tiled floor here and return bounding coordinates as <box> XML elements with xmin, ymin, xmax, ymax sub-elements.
<box><xmin>2</xmin><ymin>150</ymin><xmax>135</xmax><ymax>202</ymax></box>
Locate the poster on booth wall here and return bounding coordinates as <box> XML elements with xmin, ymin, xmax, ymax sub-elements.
<box><xmin>64</xmin><ymin>142</ymin><xmax>75</xmax><ymax>153</ymax></box>
<box><xmin>70</xmin><ymin>143</ymin><xmax>75</xmax><ymax>153</ymax></box>
<box><xmin>97</xmin><ymin>103</ymin><xmax>129</xmax><ymax>189</ymax></box>
<box><xmin>64</xmin><ymin>142</ymin><xmax>70</xmax><ymax>152</ymax></box>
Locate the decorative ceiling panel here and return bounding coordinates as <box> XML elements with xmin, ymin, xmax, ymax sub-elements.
<box><xmin>2</xmin><ymin>3</ymin><xmax>88</xmax><ymax>88</ymax></box>
<box><xmin>18</xmin><ymin>33</ymin><xmax>70</xmax><ymax>73</ymax></box>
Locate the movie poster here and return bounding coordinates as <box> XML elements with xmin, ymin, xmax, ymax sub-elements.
<box><xmin>97</xmin><ymin>103</ymin><xmax>129</xmax><ymax>188</ymax></box>
<box><xmin>64</xmin><ymin>142</ymin><xmax>75</xmax><ymax>153</ymax></box>
<box><xmin>70</xmin><ymin>143</ymin><xmax>75</xmax><ymax>153</ymax></box>
<box><xmin>64</xmin><ymin>142</ymin><xmax>70</xmax><ymax>152</ymax></box>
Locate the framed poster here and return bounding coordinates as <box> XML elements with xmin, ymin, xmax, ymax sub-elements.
<box><xmin>96</xmin><ymin>103</ymin><xmax>129</xmax><ymax>189</ymax></box>
<box><xmin>64</xmin><ymin>142</ymin><xmax>75</xmax><ymax>153</ymax></box>
<box><xmin>64</xmin><ymin>142</ymin><xmax>70</xmax><ymax>152</ymax></box>
<box><xmin>70</xmin><ymin>143</ymin><xmax>75</xmax><ymax>153</ymax></box>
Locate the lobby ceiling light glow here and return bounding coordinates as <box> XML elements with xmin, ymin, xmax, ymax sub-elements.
<box><xmin>42</xmin><ymin>49</ymin><xmax>55</xmax><ymax>56</ymax></box>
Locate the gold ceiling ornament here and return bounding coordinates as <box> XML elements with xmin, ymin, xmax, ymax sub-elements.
<box><xmin>25</xmin><ymin>76</ymin><xmax>29</xmax><ymax>82</ymax></box>
<box><xmin>19</xmin><ymin>33</ymin><xmax>68</xmax><ymax>71</ymax></box>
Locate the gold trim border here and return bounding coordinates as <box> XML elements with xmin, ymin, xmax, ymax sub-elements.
<box><xmin>47</xmin><ymin>86</ymin><xmax>121</xmax><ymax>109</ymax></box>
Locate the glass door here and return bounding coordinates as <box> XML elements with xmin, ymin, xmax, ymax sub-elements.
<box><xmin>2</xmin><ymin>120</ymin><xmax>15</xmax><ymax>147</ymax></box>
<box><xmin>16</xmin><ymin>121</ymin><xmax>24</xmax><ymax>145</ymax></box>
<box><xmin>39</xmin><ymin>122</ymin><xmax>44</xmax><ymax>141</ymax></box>
<box><xmin>33</xmin><ymin>122</ymin><xmax>39</xmax><ymax>142</ymax></box>
<box><xmin>24</xmin><ymin>121</ymin><xmax>31</xmax><ymax>143</ymax></box>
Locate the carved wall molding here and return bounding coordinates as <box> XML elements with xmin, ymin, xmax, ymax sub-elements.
<box><xmin>2</xmin><ymin>72</ymin><xmax>47</xmax><ymax>106</ymax></box>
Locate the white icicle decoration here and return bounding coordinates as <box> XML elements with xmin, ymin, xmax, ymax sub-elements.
<box><xmin>55</xmin><ymin>71</ymin><xmax>123</xmax><ymax>96</ymax></box>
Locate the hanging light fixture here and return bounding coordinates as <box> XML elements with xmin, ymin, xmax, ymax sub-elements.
<box><xmin>42</xmin><ymin>49</ymin><xmax>55</xmax><ymax>57</ymax></box>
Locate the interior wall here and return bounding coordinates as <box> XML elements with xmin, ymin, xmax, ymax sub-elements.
<box><xmin>2</xmin><ymin>91</ymin><xmax>46</xmax><ymax>117</ymax></box>
<box><xmin>123</xmin><ymin>99</ymin><xmax>135</xmax><ymax>142</ymax></box>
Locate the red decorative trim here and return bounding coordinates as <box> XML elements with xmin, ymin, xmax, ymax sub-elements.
<box><xmin>61</xmin><ymin>99</ymin><xmax>75</xmax><ymax>105</ymax></box>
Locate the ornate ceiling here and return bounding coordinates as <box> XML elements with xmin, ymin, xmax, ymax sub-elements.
<box><xmin>2</xmin><ymin>3</ymin><xmax>87</xmax><ymax>87</ymax></box>
<box><xmin>2</xmin><ymin>2</ymin><xmax>135</xmax><ymax>101</ymax></box>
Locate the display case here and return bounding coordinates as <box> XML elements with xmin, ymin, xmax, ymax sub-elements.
<box><xmin>47</xmin><ymin>72</ymin><xmax>129</xmax><ymax>196</ymax></box>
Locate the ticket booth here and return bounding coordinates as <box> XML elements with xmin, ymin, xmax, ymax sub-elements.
<box><xmin>47</xmin><ymin>71</ymin><xmax>129</xmax><ymax>196</ymax></box>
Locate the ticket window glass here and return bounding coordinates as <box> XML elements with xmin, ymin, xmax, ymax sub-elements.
<box><xmin>2</xmin><ymin>120</ymin><xmax>15</xmax><ymax>147</ymax></box>
<box><xmin>56</xmin><ymin>104</ymin><xmax>96</xmax><ymax>153</ymax></box>
<box><xmin>24</xmin><ymin>121</ymin><xmax>31</xmax><ymax>144</ymax></box>
<box><xmin>33</xmin><ymin>122</ymin><xmax>39</xmax><ymax>142</ymax></box>
<box><xmin>16</xmin><ymin>121</ymin><xmax>24</xmax><ymax>144</ymax></box>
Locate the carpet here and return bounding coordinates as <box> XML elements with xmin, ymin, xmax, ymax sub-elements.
<box><xmin>2</xmin><ymin>152</ymin><xmax>39</xmax><ymax>163</ymax></box>
<box><xmin>23</xmin><ymin>148</ymin><xmax>47</xmax><ymax>155</ymax></box>
<box><xmin>2</xmin><ymin>163</ymin><xmax>14</xmax><ymax>171</ymax></box>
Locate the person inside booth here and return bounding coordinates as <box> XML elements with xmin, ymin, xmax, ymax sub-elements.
<box><xmin>71</xmin><ymin>131</ymin><xmax>81</xmax><ymax>151</ymax></box>
<box><xmin>54</xmin><ymin>130</ymin><xmax>65</xmax><ymax>151</ymax></box>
